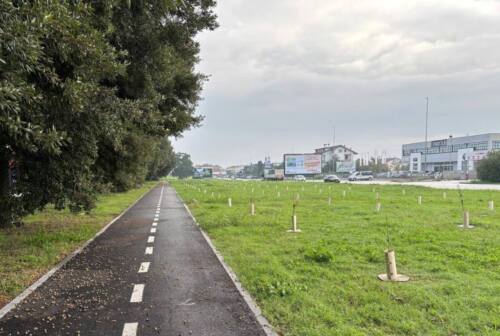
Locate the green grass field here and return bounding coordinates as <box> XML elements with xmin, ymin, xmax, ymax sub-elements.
<box><xmin>0</xmin><ymin>182</ymin><xmax>157</xmax><ymax>308</ymax></box>
<box><xmin>171</xmin><ymin>179</ymin><xmax>500</xmax><ymax>336</ymax></box>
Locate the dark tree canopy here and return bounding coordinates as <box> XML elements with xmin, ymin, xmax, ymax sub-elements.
<box><xmin>477</xmin><ymin>152</ymin><xmax>500</xmax><ymax>182</ymax></box>
<box><xmin>0</xmin><ymin>0</ymin><xmax>217</xmax><ymax>226</ymax></box>
<box><xmin>171</xmin><ymin>153</ymin><xmax>194</xmax><ymax>179</ymax></box>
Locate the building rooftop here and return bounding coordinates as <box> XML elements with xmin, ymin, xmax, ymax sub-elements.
<box><xmin>315</xmin><ymin>145</ymin><xmax>358</xmax><ymax>155</ymax></box>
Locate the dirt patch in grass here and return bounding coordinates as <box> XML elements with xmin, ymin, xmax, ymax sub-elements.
<box><xmin>0</xmin><ymin>295</ymin><xmax>9</xmax><ymax>309</ymax></box>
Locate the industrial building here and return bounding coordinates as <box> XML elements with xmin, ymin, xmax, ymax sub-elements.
<box><xmin>402</xmin><ymin>133</ymin><xmax>500</xmax><ymax>174</ymax></box>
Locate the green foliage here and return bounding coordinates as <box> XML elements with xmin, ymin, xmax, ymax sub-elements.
<box><xmin>171</xmin><ymin>152</ymin><xmax>194</xmax><ymax>178</ymax></box>
<box><xmin>256</xmin><ymin>279</ymin><xmax>308</xmax><ymax>298</ymax></box>
<box><xmin>302</xmin><ymin>241</ymin><xmax>334</xmax><ymax>264</ymax></box>
<box><xmin>477</xmin><ymin>151</ymin><xmax>500</xmax><ymax>182</ymax></box>
<box><xmin>0</xmin><ymin>0</ymin><xmax>217</xmax><ymax>226</ymax></box>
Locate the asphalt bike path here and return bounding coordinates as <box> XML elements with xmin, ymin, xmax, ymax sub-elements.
<box><xmin>0</xmin><ymin>183</ymin><xmax>267</xmax><ymax>336</ymax></box>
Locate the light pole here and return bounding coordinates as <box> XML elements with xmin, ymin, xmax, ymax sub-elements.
<box><xmin>424</xmin><ymin>97</ymin><xmax>429</xmax><ymax>173</ymax></box>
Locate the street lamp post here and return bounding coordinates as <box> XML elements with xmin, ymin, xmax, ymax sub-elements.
<box><xmin>424</xmin><ymin>97</ymin><xmax>429</xmax><ymax>173</ymax></box>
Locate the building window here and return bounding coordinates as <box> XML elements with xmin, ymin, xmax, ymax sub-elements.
<box><xmin>493</xmin><ymin>141</ymin><xmax>500</xmax><ymax>149</ymax></box>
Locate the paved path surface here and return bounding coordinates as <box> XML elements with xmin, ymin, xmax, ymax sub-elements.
<box><xmin>0</xmin><ymin>183</ymin><xmax>267</xmax><ymax>336</ymax></box>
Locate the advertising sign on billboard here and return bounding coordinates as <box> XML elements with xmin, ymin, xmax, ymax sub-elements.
<box><xmin>193</xmin><ymin>167</ymin><xmax>213</xmax><ymax>179</ymax></box>
<box><xmin>284</xmin><ymin>154</ymin><xmax>322</xmax><ymax>175</ymax></box>
<box><xmin>336</xmin><ymin>161</ymin><xmax>355</xmax><ymax>173</ymax></box>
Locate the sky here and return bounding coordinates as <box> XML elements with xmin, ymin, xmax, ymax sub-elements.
<box><xmin>172</xmin><ymin>0</ymin><xmax>500</xmax><ymax>167</ymax></box>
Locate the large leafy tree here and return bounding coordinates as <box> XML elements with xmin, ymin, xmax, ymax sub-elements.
<box><xmin>0</xmin><ymin>0</ymin><xmax>217</xmax><ymax>226</ymax></box>
<box><xmin>1</xmin><ymin>1</ymin><xmax>124</xmax><ymax>225</ymax></box>
<box><xmin>171</xmin><ymin>152</ymin><xmax>193</xmax><ymax>179</ymax></box>
<box><xmin>89</xmin><ymin>0</ymin><xmax>217</xmax><ymax>189</ymax></box>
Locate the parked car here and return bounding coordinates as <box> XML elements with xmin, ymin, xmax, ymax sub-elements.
<box><xmin>348</xmin><ymin>171</ymin><xmax>374</xmax><ymax>181</ymax></box>
<box><xmin>294</xmin><ymin>175</ymin><xmax>306</xmax><ymax>181</ymax></box>
<box><xmin>324</xmin><ymin>175</ymin><xmax>341</xmax><ymax>183</ymax></box>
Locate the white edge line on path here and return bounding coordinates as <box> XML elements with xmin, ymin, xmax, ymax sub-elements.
<box><xmin>0</xmin><ymin>183</ymin><xmax>164</xmax><ymax>320</ymax></box>
<box><xmin>180</xmin><ymin>197</ymin><xmax>278</xmax><ymax>336</ymax></box>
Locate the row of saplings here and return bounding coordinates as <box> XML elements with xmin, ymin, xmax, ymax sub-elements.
<box><xmin>184</xmin><ymin>182</ymin><xmax>494</xmax><ymax>283</ymax></box>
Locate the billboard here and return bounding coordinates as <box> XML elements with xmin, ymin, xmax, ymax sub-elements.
<box><xmin>193</xmin><ymin>167</ymin><xmax>213</xmax><ymax>179</ymax></box>
<box><xmin>284</xmin><ymin>154</ymin><xmax>322</xmax><ymax>175</ymax></box>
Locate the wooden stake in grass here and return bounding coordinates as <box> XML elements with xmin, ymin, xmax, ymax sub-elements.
<box><xmin>418</xmin><ymin>196</ymin><xmax>422</xmax><ymax>205</ymax></box>
<box><xmin>342</xmin><ymin>190</ymin><xmax>346</xmax><ymax>197</ymax></box>
<box><xmin>287</xmin><ymin>201</ymin><xmax>301</xmax><ymax>233</ymax></box>
<box><xmin>375</xmin><ymin>202</ymin><xmax>381</xmax><ymax>212</ymax></box>
<box><xmin>378</xmin><ymin>216</ymin><xmax>409</xmax><ymax>282</ymax></box>
<box><xmin>250</xmin><ymin>198</ymin><xmax>255</xmax><ymax>216</ymax></box>
<box><xmin>378</xmin><ymin>249</ymin><xmax>410</xmax><ymax>282</ymax></box>
<box><xmin>402</xmin><ymin>189</ymin><xmax>406</xmax><ymax>196</ymax></box>
<box><xmin>328</xmin><ymin>197</ymin><xmax>332</xmax><ymax>206</ymax></box>
<box><xmin>277</xmin><ymin>191</ymin><xmax>281</xmax><ymax>198</ymax></box>
<box><xmin>457</xmin><ymin>186</ymin><xmax>474</xmax><ymax>229</ymax></box>
<box><xmin>488</xmin><ymin>200</ymin><xmax>494</xmax><ymax>211</ymax></box>
<box><xmin>228</xmin><ymin>198</ymin><xmax>232</xmax><ymax>208</ymax></box>
<box><xmin>443</xmin><ymin>191</ymin><xmax>447</xmax><ymax>199</ymax></box>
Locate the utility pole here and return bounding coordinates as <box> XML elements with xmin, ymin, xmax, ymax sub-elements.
<box><xmin>424</xmin><ymin>97</ymin><xmax>429</xmax><ymax>173</ymax></box>
<box><xmin>333</xmin><ymin>125</ymin><xmax>336</xmax><ymax>147</ymax></box>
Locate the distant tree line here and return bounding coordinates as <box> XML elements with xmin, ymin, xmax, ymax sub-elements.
<box><xmin>0</xmin><ymin>0</ymin><xmax>217</xmax><ymax>226</ymax></box>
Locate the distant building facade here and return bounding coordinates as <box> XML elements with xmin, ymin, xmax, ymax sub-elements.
<box><xmin>315</xmin><ymin>145</ymin><xmax>358</xmax><ymax>173</ymax></box>
<box><xmin>402</xmin><ymin>133</ymin><xmax>500</xmax><ymax>173</ymax></box>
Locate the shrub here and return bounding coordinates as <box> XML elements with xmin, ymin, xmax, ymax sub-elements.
<box><xmin>477</xmin><ymin>152</ymin><xmax>500</xmax><ymax>182</ymax></box>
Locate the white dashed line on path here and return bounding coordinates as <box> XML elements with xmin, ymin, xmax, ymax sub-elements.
<box><xmin>122</xmin><ymin>322</ymin><xmax>138</xmax><ymax>336</ymax></box>
<box><xmin>123</xmin><ymin>186</ymin><xmax>164</xmax><ymax>336</ymax></box>
<box><xmin>138</xmin><ymin>262</ymin><xmax>150</xmax><ymax>274</ymax></box>
<box><xmin>130</xmin><ymin>284</ymin><xmax>145</xmax><ymax>303</ymax></box>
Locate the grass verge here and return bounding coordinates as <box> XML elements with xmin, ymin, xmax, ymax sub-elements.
<box><xmin>0</xmin><ymin>182</ymin><xmax>157</xmax><ymax>309</ymax></box>
<box><xmin>172</xmin><ymin>179</ymin><xmax>499</xmax><ymax>336</ymax></box>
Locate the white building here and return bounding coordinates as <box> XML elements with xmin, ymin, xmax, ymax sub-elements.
<box><xmin>402</xmin><ymin>133</ymin><xmax>500</xmax><ymax>174</ymax></box>
<box><xmin>314</xmin><ymin>145</ymin><xmax>358</xmax><ymax>173</ymax></box>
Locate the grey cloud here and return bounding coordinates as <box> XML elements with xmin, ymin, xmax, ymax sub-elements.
<box><xmin>173</xmin><ymin>0</ymin><xmax>500</xmax><ymax>166</ymax></box>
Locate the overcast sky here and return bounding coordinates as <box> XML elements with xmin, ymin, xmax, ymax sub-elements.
<box><xmin>172</xmin><ymin>0</ymin><xmax>500</xmax><ymax>167</ymax></box>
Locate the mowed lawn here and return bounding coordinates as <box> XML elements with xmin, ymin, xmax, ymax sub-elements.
<box><xmin>0</xmin><ymin>182</ymin><xmax>157</xmax><ymax>309</ymax></box>
<box><xmin>171</xmin><ymin>179</ymin><xmax>500</xmax><ymax>336</ymax></box>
